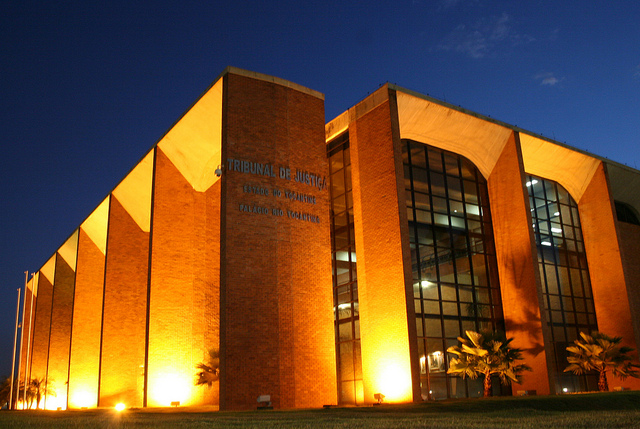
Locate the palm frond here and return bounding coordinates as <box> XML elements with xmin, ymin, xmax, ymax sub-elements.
<box><xmin>447</xmin><ymin>330</ymin><xmax>530</xmax><ymax>396</ymax></box>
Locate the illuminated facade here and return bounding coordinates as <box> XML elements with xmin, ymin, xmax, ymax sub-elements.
<box><xmin>16</xmin><ymin>67</ymin><xmax>640</xmax><ymax>410</ymax></box>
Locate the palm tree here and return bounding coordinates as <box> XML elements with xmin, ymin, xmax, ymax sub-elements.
<box><xmin>447</xmin><ymin>330</ymin><xmax>531</xmax><ymax>397</ymax></box>
<box><xmin>21</xmin><ymin>379</ymin><xmax>37</xmax><ymax>409</ymax></box>
<box><xmin>21</xmin><ymin>377</ymin><xmax>55</xmax><ymax>409</ymax></box>
<box><xmin>195</xmin><ymin>349</ymin><xmax>219</xmax><ymax>387</ymax></box>
<box><xmin>0</xmin><ymin>377</ymin><xmax>30</xmax><ymax>410</ymax></box>
<box><xmin>0</xmin><ymin>376</ymin><xmax>11</xmax><ymax>409</ymax></box>
<box><xmin>564</xmin><ymin>331</ymin><xmax>640</xmax><ymax>392</ymax></box>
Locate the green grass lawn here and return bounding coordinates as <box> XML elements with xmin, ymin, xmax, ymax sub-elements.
<box><xmin>2</xmin><ymin>391</ymin><xmax>640</xmax><ymax>428</ymax></box>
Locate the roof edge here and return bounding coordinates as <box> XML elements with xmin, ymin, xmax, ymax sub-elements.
<box><xmin>220</xmin><ymin>66</ymin><xmax>324</xmax><ymax>100</ymax></box>
<box><xmin>388</xmin><ymin>83</ymin><xmax>640</xmax><ymax>174</ymax></box>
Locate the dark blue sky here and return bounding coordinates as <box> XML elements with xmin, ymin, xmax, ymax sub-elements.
<box><xmin>1</xmin><ymin>0</ymin><xmax>639</xmax><ymax>376</ymax></box>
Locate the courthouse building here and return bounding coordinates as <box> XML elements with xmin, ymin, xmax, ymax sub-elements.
<box><xmin>16</xmin><ymin>67</ymin><xmax>640</xmax><ymax>410</ymax></box>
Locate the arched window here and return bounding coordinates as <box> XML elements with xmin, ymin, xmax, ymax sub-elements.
<box><xmin>526</xmin><ymin>175</ymin><xmax>598</xmax><ymax>393</ymax></box>
<box><xmin>403</xmin><ymin>140</ymin><xmax>504</xmax><ymax>400</ymax></box>
<box><xmin>615</xmin><ymin>201</ymin><xmax>640</xmax><ymax>225</ymax></box>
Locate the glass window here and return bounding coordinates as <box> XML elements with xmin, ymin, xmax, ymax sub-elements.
<box><xmin>615</xmin><ymin>201</ymin><xmax>640</xmax><ymax>225</ymax></box>
<box><xmin>412</xmin><ymin>168</ymin><xmax>430</xmax><ymax>194</ymax></box>
<box><xmin>526</xmin><ymin>174</ymin><xmax>597</xmax><ymax>393</ymax></box>
<box><xmin>428</xmin><ymin>149</ymin><xmax>443</xmax><ymax>172</ymax></box>
<box><xmin>410</xmin><ymin>143</ymin><xmax>427</xmax><ymax>169</ymax></box>
<box><xmin>403</xmin><ymin>139</ymin><xmax>504</xmax><ymax>399</ymax></box>
<box><xmin>330</xmin><ymin>150</ymin><xmax>344</xmax><ymax>173</ymax></box>
<box><xmin>328</xmin><ymin>132</ymin><xmax>363</xmax><ymax>405</ymax></box>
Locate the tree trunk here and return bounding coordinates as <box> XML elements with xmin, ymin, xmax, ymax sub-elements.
<box><xmin>598</xmin><ymin>370</ymin><xmax>608</xmax><ymax>392</ymax></box>
<box><xmin>483</xmin><ymin>372</ymin><xmax>492</xmax><ymax>397</ymax></box>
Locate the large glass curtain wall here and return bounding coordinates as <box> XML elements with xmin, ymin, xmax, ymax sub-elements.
<box><xmin>402</xmin><ymin>140</ymin><xmax>505</xmax><ymax>400</ymax></box>
<box><xmin>328</xmin><ymin>132</ymin><xmax>364</xmax><ymax>404</ymax></box>
<box><xmin>526</xmin><ymin>175</ymin><xmax>598</xmax><ymax>392</ymax></box>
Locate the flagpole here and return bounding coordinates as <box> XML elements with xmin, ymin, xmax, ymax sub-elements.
<box><xmin>14</xmin><ymin>271</ymin><xmax>29</xmax><ymax>409</ymax></box>
<box><xmin>10</xmin><ymin>286</ymin><xmax>21</xmax><ymax>410</ymax></box>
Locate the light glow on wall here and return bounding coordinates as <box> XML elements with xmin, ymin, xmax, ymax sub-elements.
<box><xmin>44</xmin><ymin>392</ymin><xmax>67</xmax><ymax>410</ymax></box>
<box><xmin>69</xmin><ymin>390</ymin><xmax>95</xmax><ymax>409</ymax></box>
<box><xmin>375</xmin><ymin>360</ymin><xmax>413</xmax><ymax>403</ymax></box>
<box><xmin>148</xmin><ymin>372</ymin><xmax>193</xmax><ymax>407</ymax></box>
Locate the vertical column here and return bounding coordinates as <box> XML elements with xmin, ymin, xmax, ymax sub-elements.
<box><xmin>99</xmin><ymin>151</ymin><xmax>154</xmax><ymax>408</ymax></box>
<box><xmin>579</xmin><ymin>163</ymin><xmax>640</xmax><ymax>390</ymax></box>
<box><xmin>616</xmin><ymin>221</ymin><xmax>640</xmax><ymax>357</ymax></box>
<box><xmin>284</xmin><ymin>84</ymin><xmax>335</xmax><ymax>409</ymax></box>
<box><xmin>45</xmin><ymin>231</ymin><xmax>78</xmax><ymax>409</ymax></box>
<box><xmin>349</xmin><ymin>87</ymin><xmax>415</xmax><ymax>404</ymax></box>
<box><xmin>18</xmin><ymin>274</ymin><xmax>36</xmax><ymax>409</ymax></box>
<box><xmin>28</xmin><ymin>257</ymin><xmax>55</xmax><ymax>409</ymax></box>
<box><xmin>68</xmin><ymin>198</ymin><xmax>109</xmax><ymax>408</ymax></box>
<box><xmin>147</xmin><ymin>76</ymin><xmax>223</xmax><ymax>407</ymax></box>
<box><xmin>220</xmin><ymin>70</ymin><xmax>335</xmax><ymax>410</ymax></box>
<box><xmin>487</xmin><ymin>132</ymin><xmax>551</xmax><ymax>395</ymax></box>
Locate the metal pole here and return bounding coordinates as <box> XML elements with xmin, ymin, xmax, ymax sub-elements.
<box><xmin>10</xmin><ymin>287</ymin><xmax>21</xmax><ymax>410</ymax></box>
<box><xmin>15</xmin><ymin>272</ymin><xmax>29</xmax><ymax>409</ymax></box>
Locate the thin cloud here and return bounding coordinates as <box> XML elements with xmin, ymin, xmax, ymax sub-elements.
<box><xmin>439</xmin><ymin>0</ymin><xmax>479</xmax><ymax>11</ymax></box>
<box><xmin>489</xmin><ymin>13</ymin><xmax>510</xmax><ymax>41</ymax></box>
<box><xmin>548</xmin><ymin>28</ymin><xmax>560</xmax><ymax>41</ymax></box>
<box><xmin>441</xmin><ymin>0</ymin><xmax>461</xmax><ymax>9</ymax></box>
<box><xmin>437</xmin><ymin>13</ymin><xmax>534</xmax><ymax>59</ymax></box>
<box><xmin>635</xmin><ymin>64</ymin><xmax>640</xmax><ymax>78</ymax></box>
<box><xmin>438</xmin><ymin>24</ymin><xmax>488</xmax><ymax>58</ymax></box>
<box><xmin>535</xmin><ymin>72</ymin><xmax>562</xmax><ymax>86</ymax></box>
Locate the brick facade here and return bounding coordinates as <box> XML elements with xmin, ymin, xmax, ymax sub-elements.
<box><xmin>348</xmin><ymin>89</ymin><xmax>415</xmax><ymax>403</ymax></box>
<box><xmin>17</xmin><ymin>68</ymin><xmax>640</xmax><ymax>410</ymax></box>
<box><xmin>487</xmin><ymin>132</ymin><xmax>552</xmax><ymax>395</ymax></box>
<box><xmin>45</xmin><ymin>252</ymin><xmax>76</xmax><ymax>409</ymax></box>
<box><xmin>99</xmin><ymin>196</ymin><xmax>150</xmax><ymax>408</ymax></box>
<box><xmin>147</xmin><ymin>147</ymin><xmax>220</xmax><ymax>407</ymax></box>
<box><xmin>28</xmin><ymin>268</ymin><xmax>54</xmax><ymax>402</ymax></box>
<box><xmin>17</xmin><ymin>277</ymin><xmax>35</xmax><ymax>407</ymax></box>
<box><xmin>68</xmin><ymin>229</ymin><xmax>106</xmax><ymax>409</ymax></box>
<box><xmin>220</xmin><ymin>72</ymin><xmax>336</xmax><ymax>410</ymax></box>
<box><xmin>579</xmin><ymin>164</ymin><xmax>640</xmax><ymax>390</ymax></box>
<box><xmin>616</xmin><ymin>221</ymin><xmax>640</xmax><ymax>358</ymax></box>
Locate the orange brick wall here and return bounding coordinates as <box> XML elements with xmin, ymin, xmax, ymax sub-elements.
<box><xmin>616</xmin><ymin>221</ymin><xmax>640</xmax><ymax>355</ymax></box>
<box><xmin>29</xmin><ymin>271</ymin><xmax>54</xmax><ymax>396</ymax></box>
<box><xmin>18</xmin><ymin>72</ymin><xmax>640</xmax><ymax>407</ymax></box>
<box><xmin>18</xmin><ymin>281</ymin><xmax>35</xmax><ymax>405</ymax></box>
<box><xmin>349</xmin><ymin>90</ymin><xmax>415</xmax><ymax>404</ymax></box>
<box><xmin>45</xmin><ymin>255</ymin><xmax>76</xmax><ymax>409</ymax></box>
<box><xmin>147</xmin><ymin>148</ymin><xmax>220</xmax><ymax>407</ymax></box>
<box><xmin>220</xmin><ymin>73</ymin><xmax>336</xmax><ymax>410</ymax></box>
<box><xmin>99</xmin><ymin>196</ymin><xmax>149</xmax><ymax>407</ymax></box>
<box><xmin>488</xmin><ymin>132</ymin><xmax>551</xmax><ymax>395</ymax></box>
<box><xmin>68</xmin><ymin>229</ymin><xmax>105</xmax><ymax>409</ymax></box>
<box><xmin>579</xmin><ymin>163</ymin><xmax>640</xmax><ymax>390</ymax></box>
<box><xmin>391</xmin><ymin>92</ymin><xmax>423</xmax><ymax>403</ymax></box>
